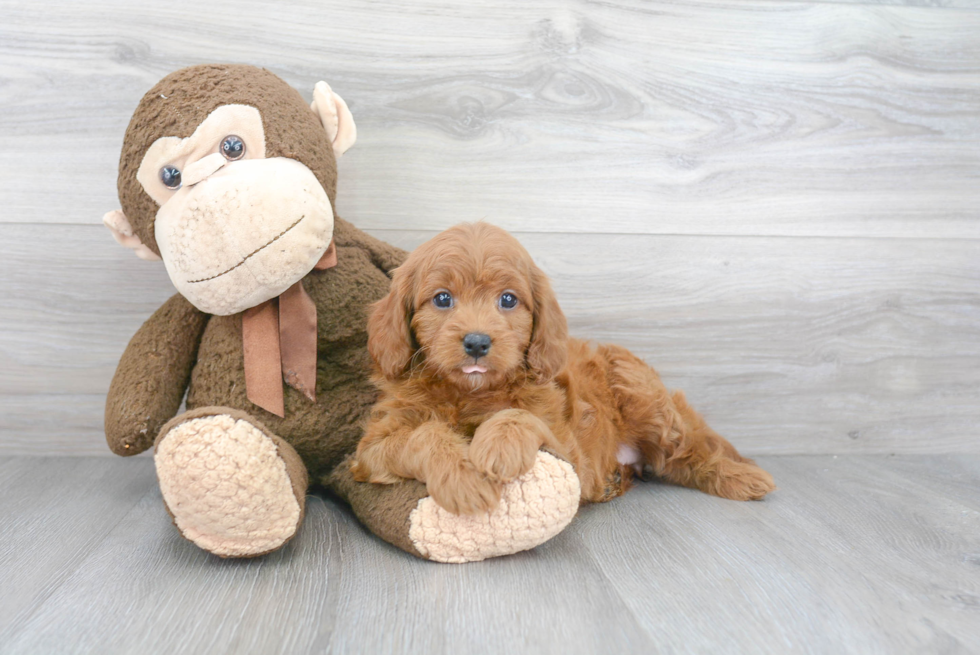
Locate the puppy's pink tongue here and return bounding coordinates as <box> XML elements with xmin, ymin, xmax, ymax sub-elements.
<box><xmin>462</xmin><ymin>365</ymin><xmax>487</xmax><ymax>374</ymax></box>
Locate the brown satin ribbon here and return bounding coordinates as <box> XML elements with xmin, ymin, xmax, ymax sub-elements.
<box><xmin>242</xmin><ymin>241</ymin><xmax>337</xmax><ymax>417</ymax></box>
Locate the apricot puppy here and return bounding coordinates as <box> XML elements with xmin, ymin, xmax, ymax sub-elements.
<box><xmin>352</xmin><ymin>223</ymin><xmax>775</xmax><ymax>514</ymax></box>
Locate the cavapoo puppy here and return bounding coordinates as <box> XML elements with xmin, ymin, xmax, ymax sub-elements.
<box><xmin>352</xmin><ymin>223</ymin><xmax>775</xmax><ymax>515</ymax></box>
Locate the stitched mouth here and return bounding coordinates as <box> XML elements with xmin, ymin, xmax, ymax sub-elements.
<box><xmin>187</xmin><ymin>215</ymin><xmax>304</xmax><ymax>284</ymax></box>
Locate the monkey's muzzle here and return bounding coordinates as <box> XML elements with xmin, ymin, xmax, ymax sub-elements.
<box><xmin>155</xmin><ymin>157</ymin><xmax>335</xmax><ymax>316</ymax></box>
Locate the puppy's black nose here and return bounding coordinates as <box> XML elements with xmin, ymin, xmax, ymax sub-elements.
<box><xmin>463</xmin><ymin>333</ymin><xmax>492</xmax><ymax>358</ymax></box>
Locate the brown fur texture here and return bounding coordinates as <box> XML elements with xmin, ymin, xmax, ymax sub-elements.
<box><xmin>105</xmin><ymin>292</ymin><xmax>209</xmax><ymax>455</ymax></box>
<box><xmin>105</xmin><ymin>216</ymin><xmax>404</xmax><ymax>481</ymax></box>
<box><xmin>354</xmin><ymin>223</ymin><xmax>776</xmax><ymax>514</ymax></box>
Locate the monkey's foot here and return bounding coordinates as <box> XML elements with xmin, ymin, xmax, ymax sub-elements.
<box><xmin>154</xmin><ymin>408</ymin><xmax>308</xmax><ymax>558</ymax></box>
<box><xmin>408</xmin><ymin>452</ymin><xmax>580</xmax><ymax>563</ymax></box>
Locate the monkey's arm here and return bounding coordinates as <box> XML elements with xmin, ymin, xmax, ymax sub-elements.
<box><xmin>332</xmin><ymin>216</ymin><xmax>408</xmax><ymax>275</ymax></box>
<box><xmin>105</xmin><ymin>293</ymin><xmax>209</xmax><ymax>456</ymax></box>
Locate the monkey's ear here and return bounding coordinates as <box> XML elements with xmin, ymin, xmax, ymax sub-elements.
<box><xmin>103</xmin><ymin>210</ymin><xmax>161</xmax><ymax>261</ymax></box>
<box><xmin>311</xmin><ymin>81</ymin><xmax>357</xmax><ymax>157</ymax></box>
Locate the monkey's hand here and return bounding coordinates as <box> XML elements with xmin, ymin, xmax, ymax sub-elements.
<box><xmin>105</xmin><ymin>293</ymin><xmax>209</xmax><ymax>456</ymax></box>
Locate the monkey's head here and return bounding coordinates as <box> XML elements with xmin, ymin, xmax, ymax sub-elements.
<box><xmin>104</xmin><ymin>64</ymin><xmax>356</xmax><ymax>315</ymax></box>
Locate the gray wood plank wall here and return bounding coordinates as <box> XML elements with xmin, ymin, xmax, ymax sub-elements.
<box><xmin>1</xmin><ymin>0</ymin><xmax>978</xmax><ymax>455</ymax></box>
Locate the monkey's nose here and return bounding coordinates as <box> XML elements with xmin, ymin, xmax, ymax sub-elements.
<box><xmin>181</xmin><ymin>153</ymin><xmax>227</xmax><ymax>187</ymax></box>
<box><xmin>463</xmin><ymin>333</ymin><xmax>492</xmax><ymax>359</ymax></box>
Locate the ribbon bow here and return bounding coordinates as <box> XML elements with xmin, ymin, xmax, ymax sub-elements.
<box><xmin>241</xmin><ymin>241</ymin><xmax>337</xmax><ymax>417</ymax></box>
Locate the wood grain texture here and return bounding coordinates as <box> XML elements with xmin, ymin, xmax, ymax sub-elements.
<box><xmin>824</xmin><ymin>0</ymin><xmax>980</xmax><ymax>7</ymax></box>
<box><xmin>0</xmin><ymin>395</ymin><xmax>115</xmax><ymax>456</ymax></box>
<box><xmin>1</xmin><ymin>0</ymin><xmax>979</xmax><ymax>456</ymax></box>
<box><xmin>1</xmin><ymin>0</ymin><xmax>978</xmax><ymax>237</ymax></box>
<box><xmin>0</xmin><ymin>457</ymin><xmax>156</xmax><ymax>643</ymax></box>
<box><xmin>574</xmin><ymin>455</ymin><xmax>980</xmax><ymax>654</ymax></box>
<box><xmin>2</xmin><ymin>224</ymin><xmax>977</xmax><ymax>455</ymax></box>
<box><xmin>0</xmin><ymin>455</ymin><xmax>977</xmax><ymax>654</ymax></box>
<box><xmin>819</xmin><ymin>0</ymin><xmax>979</xmax><ymax>6</ymax></box>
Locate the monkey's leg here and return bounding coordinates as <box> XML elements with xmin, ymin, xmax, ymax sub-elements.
<box><xmin>325</xmin><ymin>451</ymin><xmax>581</xmax><ymax>563</ymax></box>
<box><xmin>154</xmin><ymin>407</ymin><xmax>308</xmax><ymax>558</ymax></box>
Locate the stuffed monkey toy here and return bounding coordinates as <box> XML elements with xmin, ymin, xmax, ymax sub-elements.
<box><xmin>102</xmin><ymin>64</ymin><xmax>580</xmax><ymax>563</ymax></box>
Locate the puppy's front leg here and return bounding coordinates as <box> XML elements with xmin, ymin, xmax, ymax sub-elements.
<box><xmin>470</xmin><ymin>409</ymin><xmax>558</xmax><ymax>483</ymax></box>
<box><xmin>353</xmin><ymin>420</ymin><xmax>501</xmax><ymax>515</ymax></box>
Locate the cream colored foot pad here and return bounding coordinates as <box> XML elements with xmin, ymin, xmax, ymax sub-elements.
<box><xmin>155</xmin><ymin>415</ymin><xmax>301</xmax><ymax>557</ymax></box>
<box><xmin>409</xmin><ymin>452</ymin><xmax>580</xmax><ymax>563</ymax></box>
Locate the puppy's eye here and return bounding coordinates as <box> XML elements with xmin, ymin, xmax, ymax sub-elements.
<box><xmin>220</xmin><ymin>135</ymin><xmax>245</xmax><ymax>160</ymax></box>
<box><xmin>160</xmin><ymin>165</ymin><xmax>182</xmax><ymax>189</ymax></box>
<box><xmin>499</xmin><ymin>292</ymin><xmax>519</xmax><ymax>310</ymax></box>
<box><xmin>433</xmin><ymin>291</ymin><xmax>454</xmax><ymax>309</ymax></box>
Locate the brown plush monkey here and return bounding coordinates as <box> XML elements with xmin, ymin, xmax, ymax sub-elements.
<box><xmin>103</xmin><ymin>64</ymin><xmax>579</xmax><ymax>562</ymax></box>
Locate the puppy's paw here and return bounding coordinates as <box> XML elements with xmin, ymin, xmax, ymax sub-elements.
<box><xmin>709</xmin><ymin>459</ymin><xmax>776</xmax><ymax>501</ymax></box>
<box><xmin>426</xmin><ymin>458</ymin><xmax>502</xmax><ymax>515</ymax></box>
<box><xmin>350</xmin><ymin>458</ymin><xmax>371</xmax><ymax>482</ymax></box>
<box><xmin>469</xmin><ymin>409</ymin><xmax>548</xmax><ymax>483</ymax></box>
<box><xmin>350</xmin><ymin>458</ymin><xmax>401</xmax><ymax>485</ymax></box>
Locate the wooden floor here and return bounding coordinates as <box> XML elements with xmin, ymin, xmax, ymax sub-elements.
<box><xmin>1</xmin><ymin>455</ymin><xmax>977</xmax><ymax>655</ymax></box>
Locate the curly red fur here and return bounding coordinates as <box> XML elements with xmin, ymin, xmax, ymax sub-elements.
<box><xmin>354</xmin><ymin>223</ymin><xmax>775</xmax><ymax>514</ymax></box>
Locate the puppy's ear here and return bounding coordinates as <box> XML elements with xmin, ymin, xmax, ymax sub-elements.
<box><xmin>527</xmin><ymin>263</ymin><xmax>568</xmax><ymax>381</ymax></box>
<box><xmin>367</xmin><ymin>263</ymin><xmax>416</xmax><ymax>380</ymax></box>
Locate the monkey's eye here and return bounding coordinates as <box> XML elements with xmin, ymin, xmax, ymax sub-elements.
<box><xmin>220</xmin><ymin>135</ymin><xmax>245</xmax><ymax>160</ymax></box>
<box><xmin>160</xmin><ymin>165</ymin><xmax>182</xmax><ymax>189</ymax></box>
<box><xmin>433</xmin><ymin>291</ymin><xmax>454</xmax><ymax>309</ymax></box>
<box><xmin>499</xmin><ymin>292</ymin><xmax>519</xmax><ymax>310</ymax></box>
